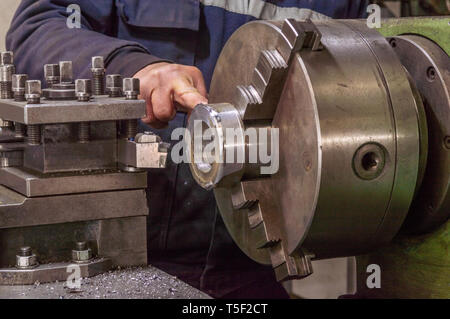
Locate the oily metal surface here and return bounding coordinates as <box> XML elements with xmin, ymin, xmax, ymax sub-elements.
<box><xmin>0</xmin><ymin>266</ymin><xmax>210</xmax><ymax>299</ymax></box>
<box><xmin>389</xmin><ymin>35</ymin><xmax>450</xmax><ymax>234</ymax></box>
<box><xmin>0</xmin><ymin>168</ymin><xmax>147</xmax><ymax>197</ymax></box>
<box><xmin>211</xmin><ymin>19</ymin><xmax>421</xmax><ymax>262</ymax></box>
<box><xmin>0</xmin><ymin>96</ymin><xmax>145</xmax><ymax>124</ymax></box>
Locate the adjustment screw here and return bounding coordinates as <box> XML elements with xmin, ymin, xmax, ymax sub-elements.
<box><xmin>59</xmin><ymin>61</ymin><xmax>73</xmax><ymax>84</ymax></box>
<box><xmin>123</xmin><ymin>78</ymin><xmax>140</xmax><ymax>100</ymax></box>
<box><xmin>72</xmin><ymin>241</ymin><xmax>92</xmax><ymax>263</ymax></box>
<box><xmin>0</xmin><ymin>51</ymin><xmax>13</xmax><ymax>66</ymax></box>
<box><xmin>75</xmin><ymin>79</ymin><xmax>92</xmax><ymax>102</ymax></box>
<box><xmin>16</xmin><ymin>246</ymin><xmax>38</xmax><ymax>269</ymax></box>
<box><xmin>44</xmin><ymin>64</ymin><xmax>60</xmax><ymax>87</ymax></box>
<box><xmin>25</xmin><ymin>80</ymin><xmax>41</xmax><ymax>104</ymax></box>
<box><xmin>0</xmin><ymin>65</ymin><xmax>14</xmax><ymax>99</ymax></box>
<box><xmin>12</xmin><ymin>74</ymin><xmax>28</xmax><ymax>101</ymax></box>
<box><xmin>106</xmin><ymin>74</ymin><xmax>122</xmax><ymax>97</ymax></box>
<box><xmin>19</xmin><ymin>246</ymin><xmax>32</xmax><ymax>257</ymax></box>
<box><xmin>91</xmin><ymin>56</ymin><xmax>105</xmax><ymax>95</ymax></box>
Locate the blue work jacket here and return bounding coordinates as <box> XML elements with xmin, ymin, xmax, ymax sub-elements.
<box><xmin>7</xmin><ymin>0</ymin><xmax>368</xmax><ymax>297</ymax></box>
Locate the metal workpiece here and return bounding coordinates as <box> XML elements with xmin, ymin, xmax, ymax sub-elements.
<box><xmin>0</xmin><ymin>145</ymin><xmax>23</xmax><ymax>168</ymax></box>
<box><xmin>59</xmin><ymin>61</ymin><xmax>73</xmax><ymax>84</ymax></box>
<box><xmin>0</xmin><ymin>258</ymin><xmax>112</xmax><ymax>286</ymax></box>
<box><xmin>0</xmin><ymin>96</ymin><xmax>146</xmax><ymax>125</ymax></box>
<box><xmin>16</xmin><ymin>247</ymin><xmax>38</xmax><ymax>269</ymax></box>
<box><xmin>25</xmin><ymin>80</ymin><xmax>41</xmax><ymax>104</ymax></box>
<box><xmin>388</xmin><ymin>35</ymin><xmax>450</xmax><ymax>235</ymax></box>
<box><xmin>0</xmin><ymin>64</ymin><xmax>14</xmax><ymax>99</ymax></box>
<box><xmin>0</xmin><ymin>51</ymin><xmax>13</xmax><ymax>66</ymax></box>
<box><xmin>123</xmin><ymin>78</ymin><xmax>140</xmax><ymax>100</ymax></box>
<box><xmin>75</xmin><ymin>79</ymin><xmax>92</xmax><ymax>102</ymax></box>
<box><xmin>106</xmin><ymin>74</ymin><xmax>122</xmax><ymax>97</ymax></box>
<box><xmin>44</xmin><ymin>64</ymin><xmax>60</xmax><ymax>87</ymax></box>
<box><xmin>118</xmin><ymin>133</ymin><xmax>169</xmax><ymax>169</ymax></box>
<box><xmin>188</xmin><ymin>18</ymin><xmax>436</xmax><ymax>281</ymax></box>
<box><xmin>91</xmin><ymin>56</ymin><xmax>105</xmax><ymax>95</ymax></box>
<box><xmin>12</xmin><ymin>74</ymin><xmax>27</xmax><ymax>101</ymax></box>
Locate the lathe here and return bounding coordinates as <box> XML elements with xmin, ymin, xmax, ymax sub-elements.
<box><xmin>187</xmin><ymin>17</ymin><xmax>449</xmax><ymax>298</ymax></box>
<box><xmin>0</xmin><ymin>16</ymin><xmax>448</xmax><ymax>299</ymax></box>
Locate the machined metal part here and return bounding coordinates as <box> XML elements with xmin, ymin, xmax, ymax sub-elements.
<box><xmin>0</xmin><ymin>65</ymin><xmax>14</xmax><ymax>99</ymax></box>
<box><xmin>12</xmin><ymin>74</ymin><xmax>28</xmax><ymax>102</ymax></box>
<box><xmin>75</xmin><ymin>79</ymin><xmax>92</xmax><ymax>102</ymax></box>
<box><xmin>25</xmin><ymin>80</ymin><xmax>41</xmax><ymax>104</ymax></box>
<box><xmin>0</xmin><ymin>96</ymin><xmax>146</xmax><ymax>125</ymax></box>
<box><xmin>44</xmin><ymin>64</ymin><xmax>60</xmax><ymax>87</ymax></box>
<box><xmin>0</xmin><ymin>143</ymin><xmax>23</xmax><ymax>168</ymax></box>
<box><xmin>123</xmin><ymin>78</ymin><xmax>140</xmax><ymax>100</ymax></box>
<box><xmin>188</xmin><ymin>19</ymin><xmax>427</xmax><ymax>280</ymax></box>
<box><xmin>388</xmin><ymin>35</ymin><xmax>450</xmax><ymax>234</ymax></box>
<box><xmin>118</xmin><ymin>134</ymin><xmax>169</xmax><ymax>169</ymax></box>
<box><xmin>1</xmin><ymin>258</ymin><xmax>111</xmax><ymax>285</ymax></box>
<box><xmin>15</xmin><ymin>247</ymin><xmax>38</xmax><ymax>269</ymax></box>
<box><xmin>106</xmin><ymin>74</ymin><xmax>122</xmax><ymax>97</ymax></box>
<box><xmin>72</xmin><ymin>242</ymin><xmax>93</xmax><ymax>263</ymax></box>
<box><xmin>91</xmin><ymin>56</ymin><xmax>105</xmax><ymax>95</ymax></box>
<box><xmin>59</xmin><ymin>61</ymin><xmax>73</xmax><ymax>84</ymax></box>
<box><xmin>0</xmin><ymin>167</ymin><xmax>147</xmax><ymax>197</ymax></box>
<box><xmin>0</xmin><ymin>51</ymin><xmax>13</xmax><ymax>66</ymax></box>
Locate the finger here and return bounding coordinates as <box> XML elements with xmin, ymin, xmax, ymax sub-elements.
<box><xmin>173</xmin><ymin>77</ymin><xmax>208</xmax><ymax>111</ymax></box>
<box><xmin>151</xmin><ymin>87</ymin><xmax>177</xmax><ymax>123</ymax></box>
<box><xmin>141</xmin><ymin>89</ymin><xmax>168</xmax><ymax>129</ymax></box>
<box><xmin>189</xmin><ymin>67</ymin><xmax>208</xmax><ymax>98</ymax></box>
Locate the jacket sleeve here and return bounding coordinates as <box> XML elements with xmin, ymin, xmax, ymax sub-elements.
<box><xmin>6</xmin><ymin>0</ymin><xmax>167</xmax><ymax>82</ymax></box>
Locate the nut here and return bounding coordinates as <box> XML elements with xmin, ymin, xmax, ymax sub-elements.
<box><xmin>72</xmin><ymin>241</ymin><xmax>93</xmax><ymax>263</ymax></box>
<box><xmin>0</xmin><ymin>51</ymin><xmax>13</xmax><ymax>65</ymax></box>
<box><xmin>59</xmin><ymin>61</ymin><xmax>73</xmax><ymax>83</ymax></box>
<box><xmin>16</xmin><ymin>246</ymin><xmax>38</xmax><ymax>269</ymax></box>
<box><xmin>123</xmin><ymin>78</ymin><xmax>140</xmax><ymax>99</ymax></box>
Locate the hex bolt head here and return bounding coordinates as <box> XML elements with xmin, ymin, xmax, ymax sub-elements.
<box><xmin>25</xmin><ymin>80</ymin><xmax>42</xmax><ymax>104</ymax></box>
<box><xmin>91</xmin><ymin>56</ymin><xmax>104</xmax><ymax>72</ymax></box>
<box><xmin>0</xmin><ymin>51</ymin><xmax>13</xmax><ymax>65</ymax></box>
<box><xmin>75</xmin><ymin>79</ymin><xmax>92</xmax><ymax>101</ymax></box>
<box><xmin>106</xmin><ymin>74</ymin><xmax>122</xmax><ymax>97</ymax></box>
<box><xmin>59</xmin><ymin>61</ymin><xmax>73</xmax><ymax>84</ymax></box>
<box><xmin>44</xmin><ymin>64</ymin><xmax>60</xmax><ymax>86</ymax></box>
<box><xmin>12</xmin><ymin>74</ymin><xmax>28</xmax><ymax>101</ymax></box>
<box><xmin>123</xmin><ymin>78</ymin><xmax>140</xmax><ymax>100</ymax></box>
<box><xmin>0</xmin><ymin>64</ymin><xmax>14</xmax><ymax>82</ymax></box>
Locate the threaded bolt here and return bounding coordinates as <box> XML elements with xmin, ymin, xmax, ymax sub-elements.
<box><xmin>125</xmin><ymin>119</ymin><xmax>138</xmax><ymax>139</ymax></box>
<box><xmin>19</xmin><ymin>246</ymin><xmax>32</xmax><ymax>257</ymax></box>
<box><xmin>75</xmin><ymin>79</ymin><xmax>92</xmax><ymax>102</ymax></box>
<box><xmin>25</xmin><ymin>80</ymin><xmax>41</xmax><ymax>104</ymax></box>
<box><xmin>59</xmin><ymin>61</ymin><xmax>73</xmax><ymax>84</ymax></box>
<box><xmin>0</xmin><ymin>51</ymin><xmax>13</xmax><ymax>66</ymax></box>
<box><xmin>14</xmin><ymin>122</ymin><xmax>26</xmax><ymax>138</ymax></box>
<box><xmin>12</xmin><ymin>74</ymin><xmax>28</xmax><ymax>101</ymax></box>
<box><xmin>123</xmin><ymin>78</ymin><xmax>140</xmax><ymax>100</ymax></box>
<box><xmin>78</xmin><ymin>122</ymin><xmax>90</xmax><ymax>143</ymax></box>
<box><xmin>91</xmin><ymin>56</ymin><xmax>105</xmax><ymax>95</ymax></box>
<box><xmin>75</xmin><ymin>242</ymin><xmax>87</xmax><ymax>251</ymax></box>
<box><xmin>106</xmin><ymin>74</ymin><xmax>122</xmax><ymax>97</ymax></box>
<box><xmin>27</xmin><ymin>124</ymin><xmax>41</xmax><ymax>145</ymax></box>
<box><xmin>0</xmin><ymin>65</ymin><xmax>14</xmax><ymax>99</ymax></box>
<box><xmin>44</xmin><ymin>64</ymin><xmax>60</xmax><ymax>87</ymax></box>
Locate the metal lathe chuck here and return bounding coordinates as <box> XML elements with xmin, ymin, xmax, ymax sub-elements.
<box><xmin>187</xmin><ymin>19</ymin><xmax>449</xmax><ymax>281</ymax></box>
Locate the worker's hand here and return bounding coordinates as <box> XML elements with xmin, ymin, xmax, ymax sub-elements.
<box><xmin>134</xmin><ymin>62</ymin><xmax>208</xmax><ymax>129</ymax></box>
